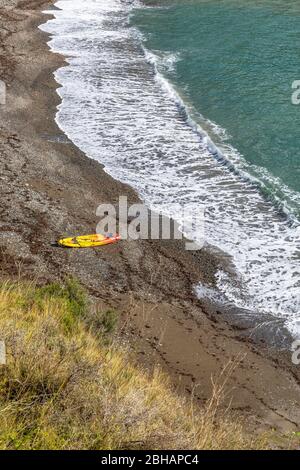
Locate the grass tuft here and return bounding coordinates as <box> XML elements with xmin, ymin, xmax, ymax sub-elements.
<box><xmin>0</xmin><ymin>280</ymin><xmax>267</xmax><ymax>450</ymax></box>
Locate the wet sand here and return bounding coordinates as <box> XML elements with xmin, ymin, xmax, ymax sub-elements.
<box><xmin>1</xmin><ymin>0</ymin><xmax>300</xmax><ymax>438</ymax></box>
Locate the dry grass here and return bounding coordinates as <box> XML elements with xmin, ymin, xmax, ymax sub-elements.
<box><xmin>0</xmin><ymin>279</ymin><xmax>267</xmax><ymax>450</ymax></box>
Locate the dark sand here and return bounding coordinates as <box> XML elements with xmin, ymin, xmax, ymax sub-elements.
<box><xmin>1</xmin><ymin>0</ymin><xmax>300</xmax><ymax>438</ymax></box>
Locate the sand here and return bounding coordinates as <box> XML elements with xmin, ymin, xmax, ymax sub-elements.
<box><xmin>1</xmin><ymin>0</ymin><xmax>300</xmax><ymax>437</ymax></box>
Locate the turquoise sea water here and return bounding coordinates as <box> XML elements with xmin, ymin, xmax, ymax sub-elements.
<box><xmin>41</xmin><ymin>0</ymin><xmax>300</xmax><ymax>337</ymax></box>
<box><xmin>132</xmin><ymin>0</ymin><xmax>300</xmax><ymax>218</ymax></box>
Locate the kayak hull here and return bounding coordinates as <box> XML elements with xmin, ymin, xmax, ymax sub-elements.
<box><xmin>58</xmin><ymin>234</ymin><xmax>121</xmax><ymax>248</ymax></box>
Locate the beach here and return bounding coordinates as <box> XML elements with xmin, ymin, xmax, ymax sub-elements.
<box><xmin>1</xmin><ymin>0</ymin><xmax>300</xmax><ymax>438</ymax></box>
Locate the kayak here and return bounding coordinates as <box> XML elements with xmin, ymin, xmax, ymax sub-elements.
<box><xmin>58</xmin><ymin>234</ymin><xmax>121</xmax><ymax>248</ymax></box>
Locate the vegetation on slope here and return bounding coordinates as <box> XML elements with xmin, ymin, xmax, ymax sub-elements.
<box><xmin>0</xmin><ymin>278</ymin><xmax>266</xmax><ymax>450</ymax></box>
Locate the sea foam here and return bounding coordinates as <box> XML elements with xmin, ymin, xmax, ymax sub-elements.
<box><xmin>41</xmin><ymin>0</ymin><xmax>300</xmax><ymax>337</ymax></box>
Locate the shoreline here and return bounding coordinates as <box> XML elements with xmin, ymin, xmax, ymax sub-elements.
<box><xmin>1</xmin><ymin>0</ymin><xmax>300</xmax><ymax>436</ymax></box>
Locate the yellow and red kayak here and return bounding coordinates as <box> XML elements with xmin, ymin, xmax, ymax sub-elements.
<box><xmin>58</xmin><ymin>233</ymin><xmax>121</xmax><ymax>248</ymax></box>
